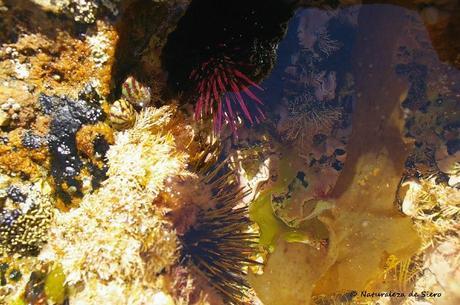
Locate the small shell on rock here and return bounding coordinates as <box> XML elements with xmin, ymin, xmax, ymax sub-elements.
<box><xmin>121</xmin><ymin>75</ymin><xmax>152</xmax><ymax>109</ymax></box>
<box><xmin>109</xmin><ymin>99</ymin><xmax>136</xmax><ymax>130</ymax></box>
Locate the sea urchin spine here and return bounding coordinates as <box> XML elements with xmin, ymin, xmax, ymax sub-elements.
<box><xmin>182</xmin><ymin>164</ymin><xmax>261</xmax><ymax>304</ymax></box>
<box><xmin>183</xmin><ymin>203</ymin><xmax>260</xmax><ymax>304</ymax></box>
<box><xmin>190</xmin><ymin>55</ymin><xmax>265</xmax><ymax>133</ymax></box>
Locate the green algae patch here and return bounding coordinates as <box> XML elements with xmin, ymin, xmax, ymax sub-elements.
<box><xmin>44</xmin><ymin>264</ymin><xmax>66</xmax><ymax>304</ymax></box>
<box><xmin>249</xmin><ymin>154</ymin><xmax>297</xmax><ymax>249</ymax></box>
<box><xmin>249</xmin><ymin>149</ymin><xmax>336</xmax><ymax>305</ymax></box>
<box><xmin>250</xmin><ymin>190</ymin><xmax>282</xmax><ymax>250</ymax></box>
<box><xmin>249</xmin><ymin>152</ymin><xmax>330</xmax><ymax>250</ymax></box>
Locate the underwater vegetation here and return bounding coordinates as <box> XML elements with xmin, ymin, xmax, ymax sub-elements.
<box><xmin>39</xmin><ymin>106</ymin><xmax>186</xmax><ymax>305</ymax></box>
<box><xmin>0</xmin><ymin>0</ymin><xmax>459</xmax><ymax>305</ymax></box>
<box><xmin>248</xmin><ymin>5</ymin><xmax>458</xmax><ymax>305</ymax></box>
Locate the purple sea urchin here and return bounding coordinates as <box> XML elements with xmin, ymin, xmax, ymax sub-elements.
<box><xmin>180</xmin><ymin>163</ymin><xmax>261</xmax><ymax>304</ymax></box>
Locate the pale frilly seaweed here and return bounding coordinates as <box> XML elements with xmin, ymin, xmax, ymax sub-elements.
<box><xmin>40</xmin><ymin>106</ymin><xmax>187</xmax><ymax>304</ymax></box>
<box><xmin>401</xmin><ymin>178</ymin><xmax>460</xmax><ymax>305</ymax></box>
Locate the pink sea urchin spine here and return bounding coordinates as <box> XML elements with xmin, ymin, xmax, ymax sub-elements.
<box><xmin>190</xmin><ymin>56</ymin><xmax>264</xmax><ymax>133</ymax></box>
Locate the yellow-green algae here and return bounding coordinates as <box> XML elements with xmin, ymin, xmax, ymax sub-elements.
<box><xmin>44</xmin><ymin>264</ymin><xmax>66</xmax><ymax>304</ymax></box>
<box><xmin>249</xmin><ymin>154</ymin><xmax>298</xmax><ymax>249</ymax></box>
<box><xmin>10</xmin><ymin>297</ymin><xmax>26</xmax><ymax>305</ymax></box>
<box><xmin>249</xmin><ymin>152</ymin><xmax>331</xmax><ymax>250</ymax></box>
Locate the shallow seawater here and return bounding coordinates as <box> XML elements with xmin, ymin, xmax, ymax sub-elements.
<box><xmin>247</xmin><ymin>4</ymin><xmax>459</xmax><ymax>305</ymax></box>
<box><xmin>0</xmin><ymin>1</ymin><xmax>459</xmax><ymax>305</ymax></box>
